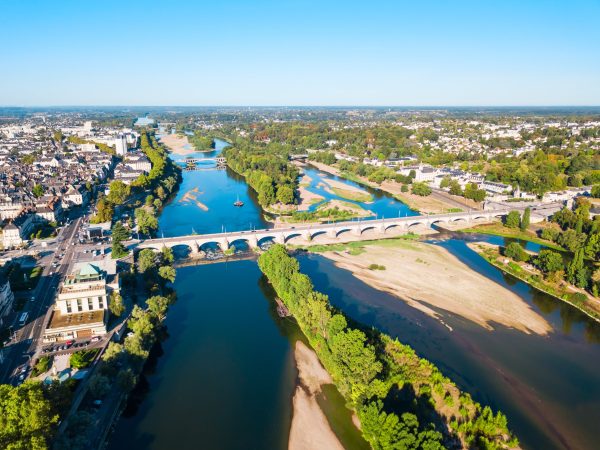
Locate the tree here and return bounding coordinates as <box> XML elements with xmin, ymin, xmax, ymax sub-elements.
<box><xmin>91</xmin><ymin>197</ymin><xmax>114</xmax><ymax>223</ymax></box>
<box><xmin>102</xmin><ymin>342</ymin><xmax>124</xmax><ymax>363</ymax></box>
<box><xmin>69</xmin><ymin>350</ymin><xmax>98</xmax><ymax>369</ymax></box>
<box><xmin>520</xmin><ymin>207</ymin><xmax>531</xmax><ymax>231</ymax></box>
<box><xmin>158</xmin><ymin>265</ymin><xmax>176</xmax><ymax>283</ymax></box>
<box><xmin>566</xmin><ymin>249</ymin><xmax>587</xmax><ymax>288</ymax></box>
<box><xmin>117</xmin><ymin>368</ymin><xmax>136</xmax><ymax>392</ymax></box>
<box><xmin>107</xmin><ymin>180</ymin><xmax>131</xmax><ymax>205</ymax></box>
<box><xmin>32</xmin><ymin>184</ymin><xmax>45</xmax><ymax>198</ymax></box>
<box><xmin>111</xmin><ymin>221</ymin><xmax>130</xmax><ymax>259</ymax></box>
<box><xmin>161</xmin><ymin>246</ymin><xmax>174</xmax><ymax>264</ymax></box>
<box><xmin>135</xmin><ymin>207</ymin><xmax>158</xmax><ymax>235</ymax></box>
<box><xmin>146</xmin><ymin>296</ymin><xmax>170</xmax><ymax>320</ymax></box>
<box><xmin>137</xmin><ymin>249</ymin><xmax>156</xmax><ymax>274</ymax></box>
<box><xmin>535</xmin><ymin>250</ymin><xmax>564</xmax><ymax>274</ymax></box>
<box><xmin>504</xmin><ymin>242</ymin><xmax>529</xmax><ymax>262</ymax></box>
<box><xmin>411</xmin><ymin>182</ymin><xmax>432</xmax><ymax>196</ymax></box>
<box><xmin>449</xmin><ymin>180</ymin><xmax>463</xmax><ymax>196</ymax></box>
<box><xmin>592</xmin><ymin>184</ymin><xmax>600</xmax><ymax>198</ymax></box>
<box><xmin>557</xmin><ymin>229</ymin><xmax>586</xmax><ymax>252</ymax></box>
<box><xmin>329</xmin><ymin>328</ymin><xmax>382</xmax><ymax>395</ymax></box>
<box><xmin>276</xmin><ymin>185</ymin><xmax>295</xmax><ymax>204</ymax></box>
<box><xmin>504</xmin><ymin>211</ymin><xmax>521</xmax><ymax>228</ymax></box>
<box><xmin>89</xmin><ymin>374</ymin><xmax>111</xmax><ymax>398</ymax></box>
<box><xmin>109</xmin><ymin>292</ymin><xmax>125</xmax><ymax>317</ymax></box>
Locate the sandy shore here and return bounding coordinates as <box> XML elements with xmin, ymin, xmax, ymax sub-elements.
<box><xmin>159</xmin><ymin>133</ymin><xmax>195</xmax><ymax>155</ymax></box>
<box><xmin>321</xmin><ymin>176</ymin><xmax>369</xmax><ymax>196</ymax></box>
<box><xmin>289</xmin><ymin>341</ymin><xmax>345</xmax><ymax>450</ymax></box>
<box><xmin>297</xmin><ymin>186</ymin><xmax>325</xmax><ymax>211</ymax></box>
<box><xmin>320</xmin><ymin>241</ymin><xmax>551</xmax><ymax>335</ymax></box>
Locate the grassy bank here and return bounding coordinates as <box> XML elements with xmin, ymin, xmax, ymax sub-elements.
<box><xmin>292</xmin><ymin>234</ymin><xmax>420</xmax><ymax>255</ymax></box>
<box><xmin>330</xmin><ymin>186</ymin><xmax>373</xmax><ymax>203</ymax></box>
<box><xmin>259</xmin><ymin>245</ymin><xmax>518</xmax><ymax>450</ymax></box>
<box><xmin>462</xmin><ymin>224</ymin><xmax>563</xmax><ymax>251</ymax></box>
<box><xmin>472</xmin><ymin>244</ymin><xmax>600</xmax><ymax>323</ymax></box>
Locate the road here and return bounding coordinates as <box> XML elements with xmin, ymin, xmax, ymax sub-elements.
<box><xmin>0</xmin><ymin>214</ymin><xmax>86</xmax><ymax>385</ymax></box>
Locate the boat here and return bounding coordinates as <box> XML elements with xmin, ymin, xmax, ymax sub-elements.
<box><xmin>233</xmin><ymin>195</ymin><xmax>244</xmax><ymax>207</ymax></box>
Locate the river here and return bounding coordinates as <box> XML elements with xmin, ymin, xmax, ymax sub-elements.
<box><xmin>109</xmin><ymin>139</ymin><xmax>600</xmax><ymax>450</ymax></box>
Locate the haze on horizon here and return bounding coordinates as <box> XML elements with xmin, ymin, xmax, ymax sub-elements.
<box><xmin>1</xmin><ymin>0</ymin><xmax>599</xmax><ymax>107</ymax></box>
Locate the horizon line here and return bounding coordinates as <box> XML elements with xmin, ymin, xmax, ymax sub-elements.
<box><xmin>2</xmin><ymin>104</ymin><xmax>600</xmax><ymax>109</ymax></box>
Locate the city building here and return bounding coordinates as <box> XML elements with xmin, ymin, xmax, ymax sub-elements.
<box><xmin>115</xmin><ymin>134</ymin><xmax>128</xmax><ymax>156</ymax></box>
<box><xmin>0</xmin><ymin>275</ymin><xmax>15</xmax><ymax>325</ymax></box>
<box><xmin>1</xmin><ymin>212</ymin><xmax>35</xmax><ymax>249</ymax></box>
<box><xmin>43</xmin><ymin>263</ymin><xmax>118</xmax><ymax>343</ymax></box>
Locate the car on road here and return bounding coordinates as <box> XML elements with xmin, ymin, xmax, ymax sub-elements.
<box><xmin>91</xmin><ymin>336</ymin><xmax>100</xmax><ymax>343</ymax></box>
<box><xmin>65</xmin><ymin>340</ymin><xmax>74</xmax><ymax>347</ymax></box>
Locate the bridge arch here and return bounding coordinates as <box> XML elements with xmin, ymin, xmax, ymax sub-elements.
<box><xmin>257</xmin><ymin>236</ymin><xmax>276</xmax><ymax>249</ymax></box>
<box><xmin>407</xmin><ymin>221</ymin><xmax>428</xmax><ymax>231</ymax></box>
<box><xmin>335</xmin><ymin>228</ymin><xmax>353</xmax><ymax>238</ymax></box>
<box><xmin>360</xmin><ymin>225</ymin><xmax>378</xmax><ymax>235</ymax></box>
<box><xmin>284</xmin><ymin>233</ymin><xmax>303</xmax><ymax>244</ymax></box>
<box><xmin>199</xmin><ymin>241</ymin><xmax>225</xmax><ymax>253</ymax></box>
<box><xmin>310</xmin><ymin>230</ymin><xmax>329</xmax><ymax>241</ymax></box>
<box><xmin>169</xmin><ymin>243</ymin><xmax>194</xmax><ymax>259</ymax></box>
<box><xmin>228</xmin><ymin>238</ymin><xmax>251</xmax><ymax>252</ymax></box>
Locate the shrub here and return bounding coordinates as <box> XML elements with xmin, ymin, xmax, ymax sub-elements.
<box><xmin>504</xmin><ymin>242</ymin><xmax>529</xmax><ymax>262</ymax></box>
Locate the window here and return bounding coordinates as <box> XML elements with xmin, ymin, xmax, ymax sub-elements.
<box><xmin>77</xmin><ymin>299</ymin><xmax>82</xmax><ymax>312</ymax></box>
<box><xmin>88</xmin><ymin>298</ymin><xmax>93</xmax><ymax>310</ymax></box>
<box><xmin>66</xmin><ymin>303</ymin><xmax>72</xmax><ymax>314</ymax></box>
<box><xmin>98</xmin><ymin>296</ymin><xmax>104</xmax><ymax>309</ymax></box>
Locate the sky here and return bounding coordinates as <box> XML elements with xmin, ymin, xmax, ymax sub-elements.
<box><xmin>1</xmin><ymin>0</ymin><xmax>599</xmax><ymax>106</ymax></box>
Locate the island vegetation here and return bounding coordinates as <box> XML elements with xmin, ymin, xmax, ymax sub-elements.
<box><xmin>258</xmin><ymin>244</ymin><xmax>518</xmax><ymax>450</ymax></box>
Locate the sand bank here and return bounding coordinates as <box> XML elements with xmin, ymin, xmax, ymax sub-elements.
<box><xmin>288</xmin><ymin>341</ymin><xmax>345</xmax><ymax>450</ymax></box>
<box><xmin>297</xmin><ymin>186</ymin><xmax>325</xmax><ymax>211</ymax></box>
<box><xmin>179</xmin><ymin>187</ymin><xmax>209</xmax><ymax>211</ymax></box>
<box><xmin>308</xmin><ymin>161</ymin><xmax>469</xmax><ymax>214</ymax></box>
<box><xmin>320</xmin><ymin>241</ymin><xmax>551</xmax><ymax>335</ymax></box>
<box><xmin>159</xmin><ymin>133</ymin><xmax>195</xmax><ymax>155</ymax></box>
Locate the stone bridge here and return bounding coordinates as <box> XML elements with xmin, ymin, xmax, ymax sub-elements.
<box><xmin>184</xmin><ymin>156</ymin><xmax>226</xmax><ymax>164</ymax></box>
<box><xmin>134</xmin><ymin>206</ymin><xmax>553</xmax><ymax>254</ymax></box>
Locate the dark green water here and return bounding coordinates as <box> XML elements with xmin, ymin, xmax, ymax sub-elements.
<box><xmin>109</xmin><ymin>138</ymin><xmax>600</xmax><ymax>450</ymax></box>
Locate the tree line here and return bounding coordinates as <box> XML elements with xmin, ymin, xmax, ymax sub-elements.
<box><xmin>258</xmin><ymin>245</ymin><xmax>517</xmax><ymax>450</ymax></box>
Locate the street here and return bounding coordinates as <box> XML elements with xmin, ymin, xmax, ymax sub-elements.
<box><xmin>0</xmin><ymin>212</ymin><xmax>87</xmax><ymax>385</ymax></box>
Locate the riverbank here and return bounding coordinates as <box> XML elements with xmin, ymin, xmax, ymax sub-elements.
<box><xmin>316</xmin><ymin>239</ymin><xmax>551</xmax><ymax>335</ymax></box>
<box><xmin>158</xmin><ymin>133</ymin><xmax>195</xmax><ymax>155</ymax></box>
<box><xmin>462</xmin><ymin>223</ymin><xmax>564</xmax><ymax>251</ymax></box>
<box><xmin>307</xmin><ymin>161</ymin><xmax>464</xmax><ymax>214</ymax></box>
<box><xmin>258</xmin><ymin>245</ymin><xmax>519</xmax><ymax>449</ymax></box>
<box><xmin>289</xmin><ymin>341</ymin><xmax>345</xmax><ymax>450</ymax></box>
<box><xmin>470</xmin><ymin>242</ymin><xmax>600</xmax><ymax>324</ymax></box>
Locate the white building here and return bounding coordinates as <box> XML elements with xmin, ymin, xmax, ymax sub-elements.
<box><xmin>115</xmin><ymin>134</ymin><xmax>128</xmax><ymax>156</ymax></box>
<box><xmin>43</xmin><ymin>263</ymin><xmax>118</xmax><ymax>343</ymax></box>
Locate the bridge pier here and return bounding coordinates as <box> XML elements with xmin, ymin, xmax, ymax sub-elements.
<box><xmin>248</xmin><ymin>236</ymin><xmax>259</xmax><ymax>249</ymax></box>
<box><xmin>275</xmin><ymin>234</ymin><xmax>285</xmax><ymax>245</ymax></box>
<box><xmin>327</xmin><ymin>229</ymin><xmax>337</xmax><ymax>239</ymax></box>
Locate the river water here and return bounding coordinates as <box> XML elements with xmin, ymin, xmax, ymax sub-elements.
<box><xmin>109</xmin><ymin>139</ymin><xmax>600</xmax><ymax>450</ymax></box>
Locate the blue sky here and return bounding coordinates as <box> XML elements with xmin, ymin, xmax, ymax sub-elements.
<box><xmin>1</xmin><ymin>0</ymin><xmax>599</xmax><ymax>106</ymax></box>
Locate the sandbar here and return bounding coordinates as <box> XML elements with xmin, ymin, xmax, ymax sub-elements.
<box><xmin>320</xmin><ymin>241</ymin><xmax>551</xmax><ymax>335</ymax></box>
<box><xmin>288</xmin><ymin>341</ymin><xmax>345</xmax><ymax>450</ymax></box>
